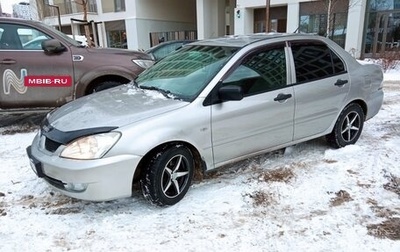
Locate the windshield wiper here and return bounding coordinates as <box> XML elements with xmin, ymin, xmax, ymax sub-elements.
<box><xmin>139</xmin><ymin>85</ymin><xmax>173</xmax><ymax>99</ymax></box>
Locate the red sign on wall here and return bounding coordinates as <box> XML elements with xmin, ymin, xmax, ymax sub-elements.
<box><xmin>25</xmin><ymin>76</ymin><xmax>72</xmax><ymax>87</ymax></box>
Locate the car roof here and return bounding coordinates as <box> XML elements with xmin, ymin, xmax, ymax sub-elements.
<box><xmin>189</xmin><ymin>33</ymin><xmax>322</xmax><ymax>48</ymax></box>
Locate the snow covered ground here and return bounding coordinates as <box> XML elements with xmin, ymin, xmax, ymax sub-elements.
<box><xmin>0</xmin><ymin>66</ymin><xmax>399</xmax><ymax>251</ymax></box>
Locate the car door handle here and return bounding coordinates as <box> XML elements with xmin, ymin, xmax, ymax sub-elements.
<box><xmin>334</xmin><ymin>79</ymin><xmax>348</xmax><ymax>86</ymax></box>
<box><xmin>274</xmin><ymin>93</ymin><xmax>292</xmax><ymax>102</ymax></box>
<box><xmin>0</xmin><ymin>59</ymin><xmax>17</xmax><ymax>64</ymax></box>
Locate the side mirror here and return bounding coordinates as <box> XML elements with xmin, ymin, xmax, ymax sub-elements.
<box><xmin>218</xmin><ymin>85</ymin><xmax>244</xmax><ymax>101</ymax></box>
<box><xmin>42</xmin><ymin>39</ymin><xmax>66</xmax><ymax>53</ymax></box>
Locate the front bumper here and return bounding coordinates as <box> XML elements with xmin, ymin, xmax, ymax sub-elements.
<box><xmin>27</xmin><ymin>141</ymin><xmax>142</xmax><ymax>201</ymax></box>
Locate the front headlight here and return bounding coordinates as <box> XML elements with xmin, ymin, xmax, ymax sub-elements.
<box><xmin>60</xmin><ymin>132</ymin><xmax>121</xmax><ymax>160</ymax></box>
<box><xmin>132</xmin><ymin>59</ymin><xmax>154</xmax><ymax>69</ymax></box>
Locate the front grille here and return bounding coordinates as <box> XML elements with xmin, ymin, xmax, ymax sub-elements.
<box><xmin>45</xmin><ymin>137</ymin><xmax>62</xmax><ymax>153</ymax></box>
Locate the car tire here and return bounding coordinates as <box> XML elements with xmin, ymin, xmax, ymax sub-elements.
<box><xmin>92</xmin><ymin>81</ymin><xmax>121</xmax><ymax>93</ymax></box>
<box><xmin>140</xmin><ymin>145</ymin><xmax>194</xmax><ymax>206</ymax></box>
<box><xmin>326</xmin><ymin>103</ymin><xmax>364</xmax><ymax>148</ymax></box>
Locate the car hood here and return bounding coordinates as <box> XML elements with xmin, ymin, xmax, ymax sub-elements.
<box><xmin>48</xmin><ymin>85</ymin><xmax>188</xmax><ymax>132</ymax></box>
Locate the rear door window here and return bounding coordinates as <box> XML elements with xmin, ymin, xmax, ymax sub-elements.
<box><xmin>290</xmin><ymin>42</ymin><xmax>346</xmax><ymax>83</ymax></box>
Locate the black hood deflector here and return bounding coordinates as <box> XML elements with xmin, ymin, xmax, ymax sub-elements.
<box><xmin>41</xmin><ymin>118</ymin><xmax>118</xmax><ymax>145</ymax></box>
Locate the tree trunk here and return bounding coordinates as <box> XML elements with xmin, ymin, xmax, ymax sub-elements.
<box><xmin>326</xmin><ymin>0</ymin><xmax>332</xmax><ymax>38</ymax></box>
<box><xmin>83</xmin><ymin>4</ymin><xmax>93</xmax><ymax>47</ymax></box>
<box><xmin>82</xmin><ymin>1</ymin><xmax>88</xmax><ymax>21</ymax></box>
<box><xmin>78</xmin><ymin>0</ymin><xmax>94</xmax><ymax>47</ymax></box>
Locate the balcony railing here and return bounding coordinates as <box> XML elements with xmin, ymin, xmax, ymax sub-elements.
<box><xmin>44</xmin><ymin>0</ymin><xmax>97</xmax><ymax>18</ymax></box>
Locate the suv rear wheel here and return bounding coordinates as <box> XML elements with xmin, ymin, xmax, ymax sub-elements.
<box><xmin>92</xmin><ymin>81</ymin><xmax>121</xmax><ymax>93</ymax></box>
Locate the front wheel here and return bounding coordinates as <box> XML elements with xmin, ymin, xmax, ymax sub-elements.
<box><xmin>140</xmin><ymin>145</ymin><xmax>194</xmax><ymax>206</ymax></box>
<box><xmin>326</xmin><ymin>103</ymin><xmax>365</xmax><ymax>148</ymax></box>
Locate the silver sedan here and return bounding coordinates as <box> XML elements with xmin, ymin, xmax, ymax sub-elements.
<box><xmin>27</xmin><ymin>34</ymin><xmax>384</xmax><ymax>206</ymax></box>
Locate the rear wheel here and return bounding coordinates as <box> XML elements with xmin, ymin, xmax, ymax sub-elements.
<box><xmin>140</xmin><ymin>145</ymin><xmax>194</xmax><ymax>206</ymax></box>
<box><xmin>326</xmin><ymin>103</ymin><xmax>364</xmax><ymax>148</ymax></box>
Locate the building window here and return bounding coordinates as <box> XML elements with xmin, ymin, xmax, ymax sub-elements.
<box><xmin>115</xmin><ymin>0</ymin><xmax>125</xmax><ymax>12</ymax></box>
<box><xmin>299</xmin><ymin>14</ymin><xmax>327</xmax><ymax>35</ymax></box>
<box><xmin>108</xmin><ymin>30</ymin><xmax>127</xmax><ymax>48</ymax></box>
<box><xmin>299</xmin><ymin>0</ymin><xmax>349</xmax><ymax>48</ymax></box>
<box><xmin>105</xmin><ymin>20</ymin><xmax>126</xmax><ymax>48</ymax></box>
<box><xmin>102</xmin><ymin>0</ymin><xmax>125</xmax><ymax>13</ymax></box>
<box><xmin>363</xmin><ymin>0</ymin><xmax>400</xmax><ymax>57</ymax></box>
<box><xmin>254</xmin><ymin>7</ymin><xmax>287</xmax><ymax>33</ymax></box>
<box><xmin>50</xmin><ymin>0</ymin><xmax>97</xmax><ymax>15</ymax></box>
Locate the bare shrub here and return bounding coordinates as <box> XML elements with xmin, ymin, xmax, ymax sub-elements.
<box><xmin>367</xmin><ymin>218</ymin><xmax>400</xmax><ymax>240</ymax></box>
<box><xmin>383</xmin><ymin>172</ymin><xmax>400</xmax><ymax>197</ymax></box>
<box><xmin>260</xmin><ymin>167</ymin><xmax>294</xmax><ymax>183</ymax></box>
<box><xmin>48</xmin><ymin>207</ymin><xmax>83</xmax><ymax>215</ymax></box>
<box><xmin>379</xmin><ymin>50</ymin><xmax>400</xmax><ymax>72</ymax></box>
<box><xmin>370</xmin><ymin>205</ymin><xmax>398</xmax><ymax>219</ymax></box>
<box><xmin>323</xmin><ymin>159</ymin><xmax>338</xmax><ymax>164</ymax></box>
<box><xmin>330</xmin><ymin>190</ymin><xmax>353</xmax><ymax>207</ymax></box>
<box><xmin>246</xmin><ymin>191</ymin><xmax>276</xmax><ymax>207</ymax></box>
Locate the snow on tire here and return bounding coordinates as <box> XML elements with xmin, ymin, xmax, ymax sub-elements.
<box><xmin>140</xmin><ymin>145</ymin><xmax>194</xmax><ymax>206</ymax></box>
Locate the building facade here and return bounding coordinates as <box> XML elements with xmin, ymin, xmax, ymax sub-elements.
<box><xmin>13</xmin><ymin>2</ymin><xmax>36</xmax><ymax>20</ymax></box>
<box><xmin>41</xmin><ymin>0</ymin><xmax>197</xmax><ymax>50</ymax></box>
<box><xmin>234</xmin><ymin>0</ymin><xmax>400</xmax><ymax>58</ymax></box>
<box><xmin>39</xmin><ymin>0</ymin><xmax>399</xmax><ymax>58</ymax></box>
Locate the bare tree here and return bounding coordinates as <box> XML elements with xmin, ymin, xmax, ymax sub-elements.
<box><xmin>326</xmin><ymin>0</ymin><xmax>334</xmax><ymax>37</ymax></box>
<box><xmin>323</xmin><ymin>0</ymin><xmax>360</xmax><ymax>38</ymax></box>
<box><xmin>75</xmin><ymin>0</ymin><xmax>93</xmax><ymax>47</ymax></box>
<box><xmin>298</xmin><ymin>0</ymin><xmax>360</xmax><ymax>48</ymax></box>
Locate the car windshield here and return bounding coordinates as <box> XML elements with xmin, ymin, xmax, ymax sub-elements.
<box><xmin>136</xmin><ymin>45</ymin><xmax>238</xmax><ymax>101</ymax></box>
